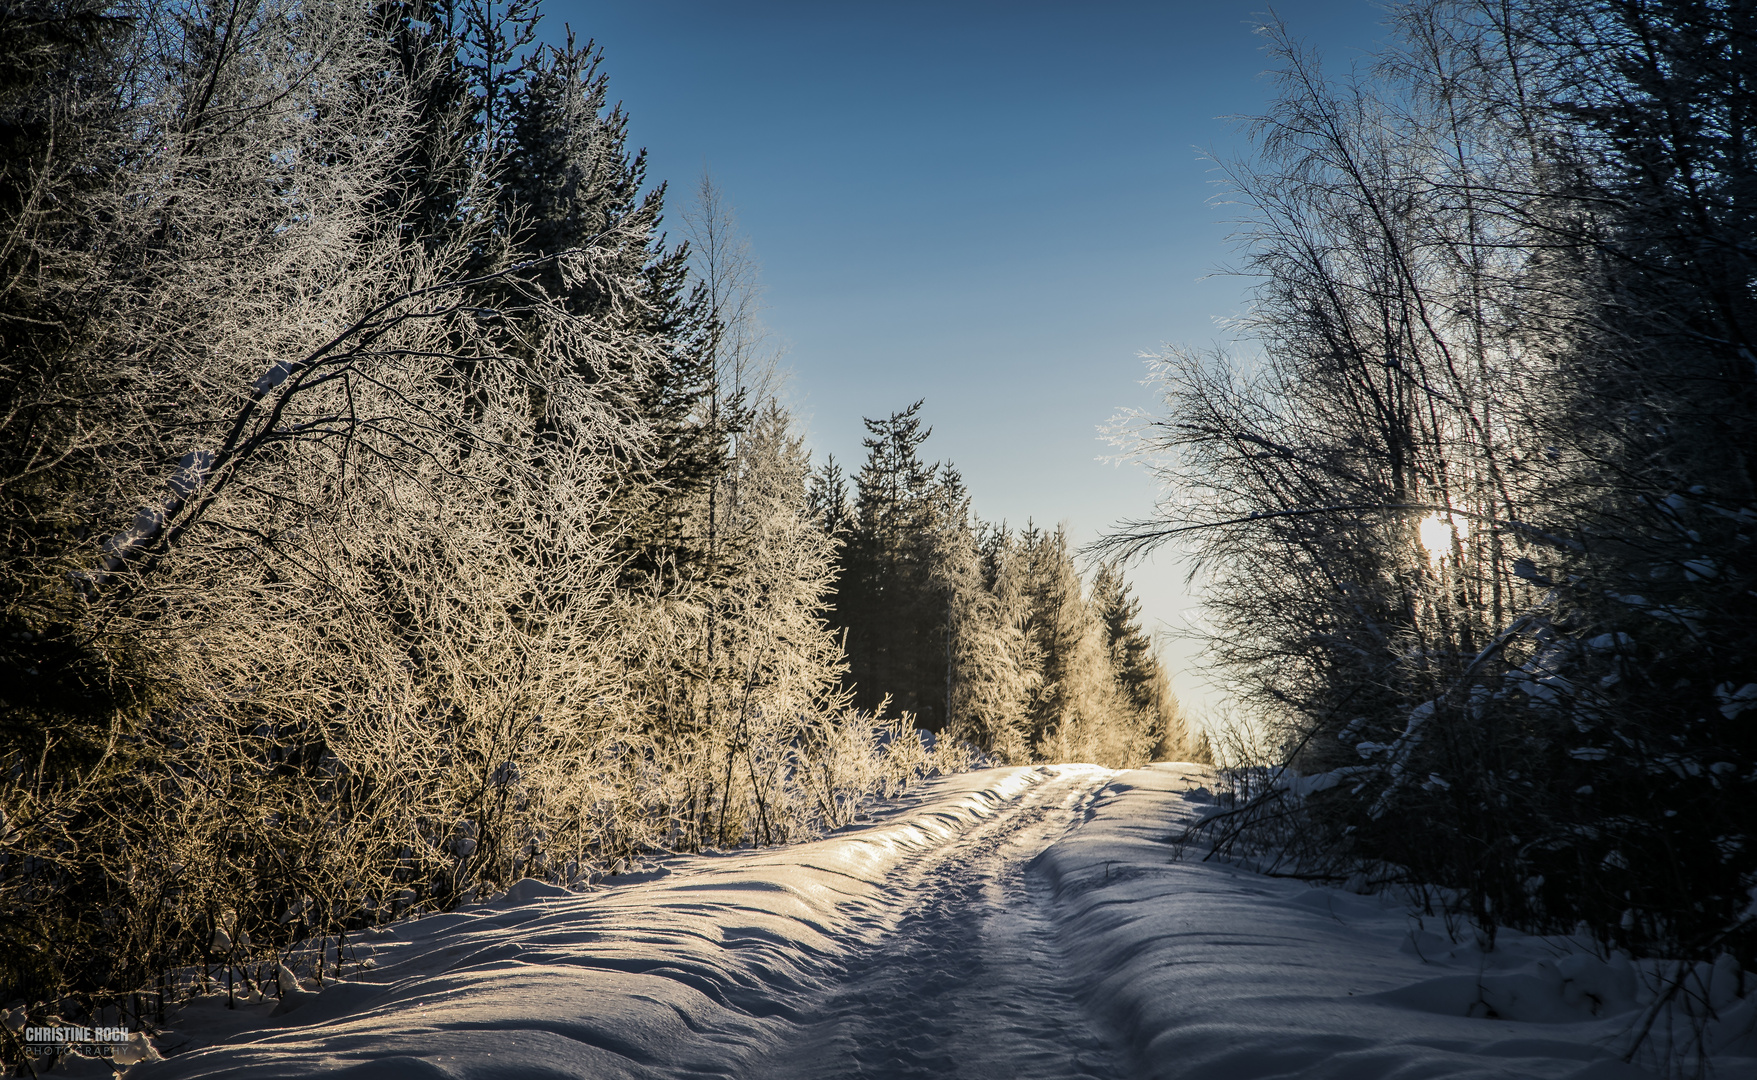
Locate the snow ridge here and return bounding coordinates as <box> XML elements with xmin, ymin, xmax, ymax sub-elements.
<box><xmin>133</xmin><ymin>767</ymin><xmax>1057</xmax><ymax>1078</ymax></box>
<box><xmin>116</xmin><ymin>764</ymin><xmax>1757</xmax><ymax>1080</ymax></box>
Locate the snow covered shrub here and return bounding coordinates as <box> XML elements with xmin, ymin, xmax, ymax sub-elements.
<box><xmin>2</xmin><ymin>0</ymin><xmax>528</xmax><ymax>1020</ymax></box>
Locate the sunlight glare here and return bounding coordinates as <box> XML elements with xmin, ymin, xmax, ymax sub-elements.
<box><xmin>1419</xmin><ymin>512</ymin><xmax>1468</xmax><ymax>563</ymax></box>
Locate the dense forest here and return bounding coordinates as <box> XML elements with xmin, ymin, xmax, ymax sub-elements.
<box><xmin>29</xmin><ymin>0</ymin><xmax>1754</xmax><ymax>1060</ymax></box>
<box><xmin>0</xmin><ymin>0</ymin><xmax>1191</xmax><ymax>1030</ymax></box>
<box><xmin>1104</xmin><ymin>0</ymin><xmax>1757</xmax><ymax>1029</ymax></box>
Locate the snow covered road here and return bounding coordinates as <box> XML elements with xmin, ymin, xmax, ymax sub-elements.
<box><xmin>749</xmin><ymin>764</ymin><xmax>1123</xmax><ymax>1080</ymax></box>
<box><xmin>125</xmin><ymin>763</ymin><xmax>1756</xmax><ymax>1080</ymax></box>
<box><xmin>134</xmin><ymin>765</ymin><xmax>1125</xmax><ymax>1080</ymax></box>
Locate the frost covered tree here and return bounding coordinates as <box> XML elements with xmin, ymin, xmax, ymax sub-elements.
<box><xmin>0</xmin><ymin>0</ymin><xmax>673</xmax><ymax>1013</ymax></box>
<box><xmin>936</xmin><ymin>512</ymin><xmax>1037</xmax><ymax>760</ymax></box>
<box><xmin>495</xmin><ymin>29</ymin><xmax>722</xmax><ymax>591</ymax></box>
<box><xmin>1482</xmin><ymin>0</ymin><xmax>1757</xmax><ymax>976</ymax></box>
<box><xmin>1091</xmin><ymin>563</ymin><xmax>1199</xmax><ymax>762</ymax></box>
<box><xmin>834</xmin><ymin>401</ymin><xmax>953</xmax><ymax>726</ymax></box>
<box><xmin>0</xmin><ymin>0</ymin><xmax>958</xmax><ymax>1028</ymax></box>
<box><xmin>1102</xmin><ymin>0</ymin><xmax>1757</xmax><ymax>994</ymax></box>
<box><xmin>1002</xmin><ymin>526</ymin><xmax>1160</xmax><ymax>768</ymax></box>
<box><xmin>823</xmin><ymin>403</ymin><xmax>1176</xmax><ymax>766</ymax></box>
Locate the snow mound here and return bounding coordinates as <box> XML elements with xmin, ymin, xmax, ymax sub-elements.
<box><xmin>1374</xmin><ymin>943</ymin><xmax>1642</xmax><ymax>1023</ymax></box>
<box><xmin>115</xmin><ymin>762</ymin><xmax>1756</xmax><ymax>1079</ymax></box>
<box><xmin>132</xmin><ymin>767</ymin><xmax>1053</xmax><ymax>1079</ymax></box>
<box><xmin>1035</xmin><ymin>763</ymin><xmax>1757</xmax><ymax>1080</ymax></box>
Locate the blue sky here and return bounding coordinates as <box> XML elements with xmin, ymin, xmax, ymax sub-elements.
<box><xmin>545</xmin><ymin>1</ymin><xmax>1394</xmax><ymax>722</ymax></box>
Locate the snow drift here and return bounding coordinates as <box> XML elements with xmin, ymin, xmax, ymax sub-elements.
<box><xmin>44</xmin><ymin>764</ymin><xmax>1752</xmax><ymax>1079</ymax></box>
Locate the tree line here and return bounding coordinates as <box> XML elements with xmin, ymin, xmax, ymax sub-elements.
<box><xmin>0</xmin><ymin>0</ymin><xmax>1188</xmax><ymax>1038</ymax></box>
<box><xmin>1104</xmin><ymin>0</ymin><xmax>1757</xmax><ymax>1042</ymax></box>
<box><xmin>814</xmin><ymin>400</ymin><xmax>1201</xmax><ymax>769</ymax></box>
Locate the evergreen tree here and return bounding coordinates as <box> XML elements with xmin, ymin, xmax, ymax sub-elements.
<box><xmin>1002</xmin><ymin>526</ymin><xmax>1159</xmax><ymax>767</ymax></box>
<box><xmin>807</xmin><ymin>455</ymin><xmax>851</xmax><ymax>536</ymax></box>
<box><xmin>1089</xmin><ymin>563</ymin><xmax>1155</xmax><ymax>718</ymax></box>
<box><xmin>366</xmin><ymin>1</ymin><xmax>500</xmax><ymax>253</ymax></box>
<box><xmin>1090</xmin><ymin>563</ymin><xmax>1201</xmax><ymax>762</ymax></box>
<box><xmin>0</xmin><ymin>1</ymin><xmax>143</xmax><ymax>769</ymax></box>
<box><xmin>0</xmin><ymin>0</ymin><xmax>150</xmax><ymax>1010</ymax></box>
<box><xmin>835</xmin><ymin>401</ymin><xmax>950</xmax><ymax>726</ymax></box>
<box><xmin>944</xmin><ymin>524</ymin><xmax>1037</xmax><ymax>760</ymax></box>
<box><xmin>498</xmin><ymin>33</ymin><xmax>725</xmax><ymax>589</ymax></box>
<box><xmin>821</xmin><ymin>406</ymin><xmax>1179</xmax><ymax>761</ymax></box>
<box><xmin>702</xmin><ymin>401</ymin><xmax>850</xmax><ymax>844</ymax></box>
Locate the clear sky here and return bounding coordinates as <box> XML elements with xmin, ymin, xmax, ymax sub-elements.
<box><xmin>545</xmin><ymin>0</ymin><xmax>1395</xmax><ymax>725</ymax></box>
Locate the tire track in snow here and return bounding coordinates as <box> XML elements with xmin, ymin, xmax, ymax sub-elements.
<box><xmin>749</xmin><ymin>764</ymin><xmax>1125</xmax><ymax>1080</ymax></box>
<box><xmin>130</xmin><ymin>765</ymin><xmax>1126</xmax><ymax>1080</ymax></box>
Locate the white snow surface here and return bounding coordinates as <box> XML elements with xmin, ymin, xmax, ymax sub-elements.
<box><xmin>119</xmin><ymin>764</ymin><xmax>1755</xmax><ymax>1079</ymax></box>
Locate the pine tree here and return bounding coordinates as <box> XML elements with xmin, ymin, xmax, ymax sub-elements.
<box><xmin>1090</xmin><ymin>563</ymin><xmax>1199</xmax><ymax>761</ymax></box>
<box><xmin>702</xmin><ymin>402</ymin><xmax>849</xmax><ymax>843</ymax></box>
<box><xmin>497</xmin><ymin>33</ymin><xmax>725</xmax><ymax>590</ymax></box>
<box><xmin>1089</xmin><ymin>563</ymin><xmax>1155</xmax><ymax>716</ymax></box>
<box><xmin>835</xmin><ymin>401</ymin><xmax>949</xmax><ymax>726</ymax></box>
<box><xmin>943</xmin><ymin>524</ymin><xmax>1037</xmax><ymax>759</ymax></box>
<box><xmin>1007</xmin><ymin>527</ymin><xmax>1158</xmax><ymax>767</ymax></box>
<box><xmin>807</xmin><ymin>455</ymin><xmax>851</xmax><ymax>535</ymax></box>
<box><xmin>366</xmin><ymin>1</ymin><xmax>498</xmax><ymax>254</ymax></box>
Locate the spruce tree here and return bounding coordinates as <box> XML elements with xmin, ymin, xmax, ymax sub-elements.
<box><xmin>498</xmin><ymin>34</ymin><xmax>725</xmax><ymax>590</ymax></box>
<box><xmin>835</xmin><ymin>401</ymin><xmax>950</xmax><ymax>727</ymax></box>
<box><xmin>942</xmin><ymin>523</ymin><xmax>1036</xmax><ymax>759</ymax></box>
<box><xmin>1090</xmin><ymin>563</ymin><xmax>1156</xmax><ymax>718</ymax></box>
<box><xmin>1090</xmin><ymin>563</ymin><xmax>1199</xmax><ymax>761</ymax></box>
<box><xmin>807</xmin><ymin>455</ymin><xmax>851</xmax><ymax>535</ymax></box>
<box><xmin>1007</xmin><ymin>526</ymin><xmax>1158</xmax><ymax>767</ymax></box>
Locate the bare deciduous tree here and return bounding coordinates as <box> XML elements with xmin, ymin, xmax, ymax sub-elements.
<box><xmin>1103</xmin><ymin>4</ymin><xmax>1757</xmax><ymax>1069</ymax></box>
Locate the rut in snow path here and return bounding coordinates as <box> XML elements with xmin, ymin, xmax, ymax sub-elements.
<box><xmin>132</xmin><ymin>766</ymin><xmax>1135</xmax><ymax>1080</ymax></box>
<box><xmin>135</xmin><ymin>765</ymin><xmax>1757</xmax><ymax>1080</ymax></box>
<box><xmin>750</xmin><ymin>765</ymin><xmax>1127</xmax><ymax>1080</ymax></box>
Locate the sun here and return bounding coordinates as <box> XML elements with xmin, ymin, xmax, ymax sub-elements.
<box><xmin>1418</xmin><ymin>512</ymin><xmax>1469</xmax><ymax>563</ymax></box>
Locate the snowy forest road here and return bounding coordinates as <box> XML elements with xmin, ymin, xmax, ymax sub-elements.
<box><xmin>747</xmin><ymin>764</ymin><xmax>1126</xmax><ymax>1080</ymax></box>
<box><xmin>136</xmin><ymin>763</ymin><xmax>1739</xmax><ymax>1080</ymax></box>
<box><xmin>137</xmin><ymin>765</ymin><xmax>1140</xmax><ymax>1080</ymax></box>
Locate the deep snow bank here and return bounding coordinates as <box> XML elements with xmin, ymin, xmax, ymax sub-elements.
<box><xmin>1038</xmin><ymin>763</ymin><xmax>1757</xmax><ymax>1080</ymax></box>
<box><xmin>54</xmin><ymin>762</ymin><xmax>1757</xmax><ymax>1079</ymax></box>
<box><xmin>124</xmin><ymin>767</ymin><xmax>1051</xmax><ymax>1079</ymax></box>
